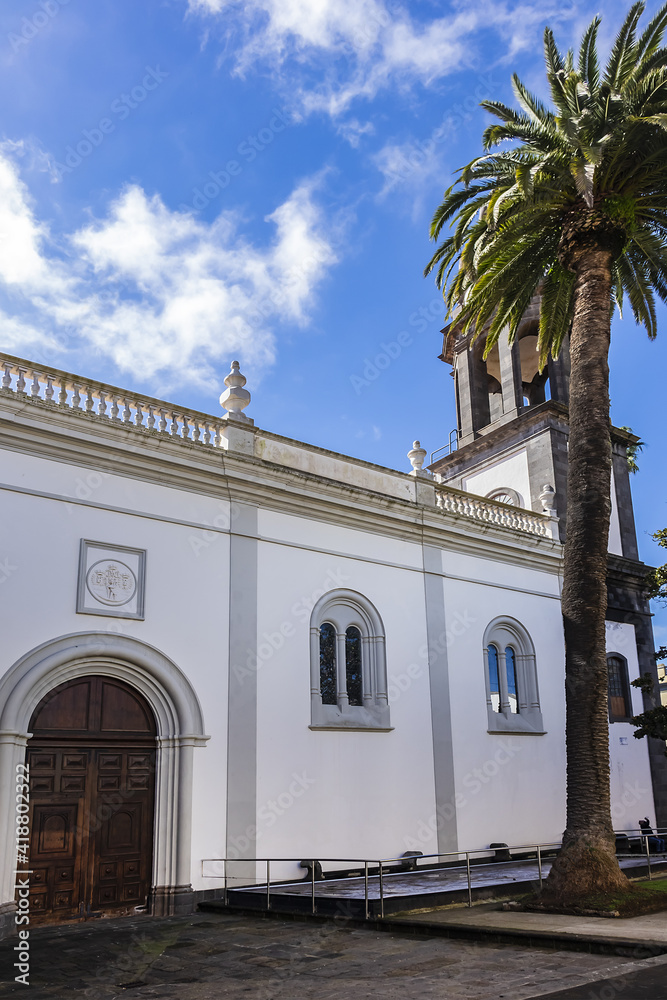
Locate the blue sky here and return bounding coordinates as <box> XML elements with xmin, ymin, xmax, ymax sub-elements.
<box><xmin>1</xmin><ymin>0</ymin><xmax>666</xmax><ymax>637</ymax></box>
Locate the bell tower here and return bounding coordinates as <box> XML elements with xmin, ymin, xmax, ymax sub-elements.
<box><xmin>432</xmin><ymin>298</ymin><xmax>637</xmax><ymax>554</ymax></box>
<box><xmin>430</xmin><ymin>298</ymin><xmax>667</xmax><ymax>825</ymax></box>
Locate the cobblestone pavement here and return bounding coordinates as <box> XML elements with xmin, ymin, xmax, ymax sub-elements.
<box><xmin>0</xmin><ymin>911</ymin><xmax>663</xmax><ymax>1000</ymax></box>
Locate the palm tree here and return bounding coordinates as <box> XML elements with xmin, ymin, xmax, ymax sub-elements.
<box><xmin>425</xmin><ymin>2</ymin><xmax>667</xmax><ymax>900</ymax></box>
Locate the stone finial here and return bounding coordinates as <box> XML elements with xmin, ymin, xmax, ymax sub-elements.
<box><xmin>408</xmin><ymin>440</ymin><xmax>427</xmax><ymax>474</ymax></box>
<box><xmin>219</xmin><ymin>361</ymin><xmax>251</xmax><ymax>421</ymax></box>
<box><xmin>539</xmin><ymin>484</ymin><xmax>557</xmax><ymax>515</ymax></box>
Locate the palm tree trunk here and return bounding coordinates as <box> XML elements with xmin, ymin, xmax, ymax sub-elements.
<box><xmin>544</xmin><ymin>243</ymin><xmax>630</xmax><ymax>900</ymax></box>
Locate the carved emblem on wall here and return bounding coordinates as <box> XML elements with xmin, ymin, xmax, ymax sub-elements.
<box><xmin>77</xmin><ymin>542</ymin><xmax>146</xmax><ymax>619</ymax></box>
<box><xmin>86</xmin><ymin>560</ymin><xmax>137</xmax><ymax>606</ymax></box>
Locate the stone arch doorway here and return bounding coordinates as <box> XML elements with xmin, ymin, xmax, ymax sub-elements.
<box><xmin>27</xmin><ymin>676</ymin><xmax>157</xmax><ymax>924</ymax></box>
<box><xmin>0</xmin><ymin>632</ymin><xmax>208</xmax><ymax>938</ymax></box>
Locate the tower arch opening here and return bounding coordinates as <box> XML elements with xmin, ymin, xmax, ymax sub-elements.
<box><xmin>518</xmin><ymin>323</ymin><xmax>550</xmax><ymax>407</ymax></box>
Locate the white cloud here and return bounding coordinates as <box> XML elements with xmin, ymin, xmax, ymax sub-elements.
<box><xmin>186</xmin><ymin>0</ymin><xmax>580</xmax><ymax>119</ymax></box>
<box><xmin>0</xmin><ymin>151</ymin><xmax>68</xmax><ymax>294</ymax></box>
<box><xmin>336</xmin><ymin>118</ymin><xmax>375</xmax><ymax>148</ymax></box>
<box><xmin>374</xmin><ymin>138</ymin><xmax>443</xmax><ymax>198</ymax></box>
<box><xmin>0</xmin><ymin>151</ymin><xmax>339</xmax><ymax>389</ymax></box>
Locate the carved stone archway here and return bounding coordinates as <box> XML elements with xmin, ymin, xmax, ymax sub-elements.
<box><xmin>0</xmin><ymin>632</ymin><xmax>207</xmax><ymax>937</ymax></box>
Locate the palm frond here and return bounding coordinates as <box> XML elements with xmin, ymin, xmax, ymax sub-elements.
<box><xmin>578</xmin><ymin>16</ymin><xmax>601</xmax><ymax>90</ymax></box>
<box><xmin>632</xmin><ymin>2</ymin><xmax>667</xmax><ymax>76</ymax></box>
<box><xmin>538</xmin><ymin>263</ymin><xmax>575</xmax><ymax>365</ymax></box>
<box><xmin>616</xmin><ymin>250</ymin><xmax>658</xmax><ymax>337</ymax></box>
<box><xmin>511</xmin><ymin>74</ymin><xmax>554</xmax><ymax>124</ymax></box>
<box><xmin>571</xmin><ymin>160</ymin><xmax>596</xmax><ymax>206</ymax></box>
<box><xmin>604</xmin><ymin>2</ymin><xmax>645</xmax><ymax>89</ymax></box>
<box><xmin>426</xmin><ymin>4</ymin><xmax>667</xmax><ymax>368</ymax></box>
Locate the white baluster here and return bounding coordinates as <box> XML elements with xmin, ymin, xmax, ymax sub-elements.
<box><xmin>98</xmin><ymin>392</ymin><xmax>107</xmax><ymax>417</ymax></box>
<box><xmin>85</xmin><ymin>387</ymin><xmax>95</xmax><ymax>412</ymax></box>
<box><xmin>16</xmin><ymin>369</ymin><xmax>26</xmax><ymax>394</ymax></box>
<box><xmin>170</xmin><ymin>412</ymin><xmax>179</xmax><ymax>436</ymax></box>
<box><xmin>71</xmin><ymin>384</ymin><xmax>81</xmax><ymax>410</ymax></box>
<box><xmin>1</xmin><ymin>363</ymin><xmax>11</xmax><ymax>391</ymax></box>
<box><xmin>110</xmin><ymin>395</ymin><xmax>120</xmax><ymax>421</ymax></box>
<box><xmin>30</xmin><ymin>372</ymin><xmax>40</xmax><ymax>397</ymax></box>
<box><xmin>122</xmin><ymin>398</ymin><xmax>131</xmax><ymax>423</ymax></box>
<box><xmin>58</xmin><ymin>379</ymin><xmax>68</xmax><ymax>406</ymax></box>
<box><xmin>193</xmin><ymin>419</ymin><xmax>201</xmax><ymax>443</ymax></box>
<box><xmin>147</xmin><ymin>405</ymin><xmax>155</xmax><ymax>430</ymax></box>
<box><xmin>44</xmin><ymin>375</ymin><xmax>55</xmax><ymax>402</ymax></box>
<box><xmin>203</xmin><ymin>422</ymin><xmax>211</xmax><ymax>446</ymax></box>
<box><xmin>134</xmin><ymin>401</ymin><xmax>144</xmax><ymax>428</ymax></box>
<box><xmin>214</xmin><ymin>424</ymin><xmax>222</xmax><ymax>448</ymax></box>
<box><xmin>159</xmin><ymin>409</ymin><xmax>167</xmax><ymax>433</ymax></box>
<box><xmin>181</xmin><ymin>414</ymin><xmax>189</xmax><ymax>440</ymax></box>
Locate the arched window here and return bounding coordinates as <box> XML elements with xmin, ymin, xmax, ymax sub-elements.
<box><xmin>505</xmin><ymin>646</ymin><xmax>519</xmax><ymax>714</ymax></box>
<box><xmin>488</xmin><ymin>644</ymin><xmax>500</xmax><ymax>712</ymax></box>
<box><xmin>319</xmin><ymin>623</ymin><xmax>337</xmax><ymax>705</ymax></box>
<box><xmin>345</xmin><ymin>626</ymin><xmax>363</xmax><ymax>706</ymax></box>
<box><xmin>483</xmin><ymin>618</ymin><xmax>544</xmax><ymax>734</ymax></box>
<box><xmin>310</xmin><ymin>590</ymin><xmax>390</xmax><ymax>731</ymax></box>
<box><xmin>607</xmin><ymin>654</ymin><xmax>632</xmax><ymax>722</ymax></box>
<box><xmin>486</xmin><ymin>487</ymin><xmax>523</xmax><ymax>508</ymax></box>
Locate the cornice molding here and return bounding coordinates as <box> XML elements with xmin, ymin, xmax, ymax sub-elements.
<box><xmin>1</xmin><ymin>396</ymin><xmax>563</xmax><ymax>574</ymax></box>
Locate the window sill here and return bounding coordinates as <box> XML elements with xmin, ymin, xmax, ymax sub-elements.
<box><xmin>486</xmin><ymin>708</ymin><xmax>545</xmax><ymax>735</ymax></box>
<box><xmin>309</xmin><ymin>724</ymin><xmax>394</xmax><ymax>732</ymax></box>
<box><xmin>311</xmin><ymin>702</ymin><xmax>392</xmax><ymax>731</ymax></box>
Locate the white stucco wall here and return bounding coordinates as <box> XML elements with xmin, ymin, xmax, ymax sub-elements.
<box><xmin>461</xmin><ymin>449</ymin><xmax>531</xmax><ymax>509</ymax></box>
<box><xmin>606</xmin><ymin>621</ymin><xmax>656</xmax><ymax>830</ymax></box>
<box><xmin>0</xmin><ymin>448</ymin><xmax>231</xmax><ymax>894</ymax></box>
<box><xmin>253</xmin><ymin>508</ymin><xmax>438</xmax><ymax>879</ymax></box>
<box><xmin>441</xmin><ymin>555</ymin><xmax>568</xmax><ymax>851</ymax></box>
<box><xmin>0</xmin><ymin>425</ymin><xmax>658</xmax><ymax>907</ymax></box>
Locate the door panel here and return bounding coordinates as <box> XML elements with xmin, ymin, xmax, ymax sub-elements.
<box><xmin>27</xmin><ymin>749</ymin><xmax>88</xmax><ymax>922</ymax></box>
<box><xmin>91</xmin><ymin>747</ymin><xmax>155</xmax><ymax>913</ymax></box>
<box><xmin>25</xmin><ymin>677</ymin><xmax>156</xmax><ymax>925</ymax></box>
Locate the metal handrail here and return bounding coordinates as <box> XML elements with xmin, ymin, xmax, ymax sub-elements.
<box><xmin>202</xmin><ymin>842</ymin><xmax>562</xmax><ymax>917</ymax></box>
<box><xmin>430</xmin><ymin>428</ymin><xmax>459</xmax><ymax>465</ymax></box>
<box><xmin>202</xmin><ymin>832</ymin><xmax>667</xmax><ymax>917</ymax></box>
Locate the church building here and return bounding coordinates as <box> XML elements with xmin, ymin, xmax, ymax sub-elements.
<box><xmin>0</xmin><ymin>319</ymin><xmax>663</xmax><ymax>935</ymax></box>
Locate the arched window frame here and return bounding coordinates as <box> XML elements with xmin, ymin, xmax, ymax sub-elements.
<box><xmin>607</xmin><ymin>653</ymin><xmax>632</xmax><ymax>722</ymax></box>
<box><xmin>482</xmin><ymin>618</ymin><xmax>544</xmax><ymax>734</ymax></box>
<box><xmin>485</xmin><ymin>487</ymin><xmax>523</xmax><ymax>508</ymax></box>
<box><xmin>310</xmin><ymin>590</ymin><xmax>391</xmax><ymax>731</ymax></box>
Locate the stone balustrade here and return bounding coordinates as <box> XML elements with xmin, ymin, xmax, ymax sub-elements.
<box><xmin>0</xmin><ymin>355</ymin><xmax>224</xmax><ymax>448</ymax></box>
<box><xmin>434</xmin><ymin>483</ymin><xmax>552</xmax><ymax>537</ymax></box>
<box><xmin>1</xmin><ymin>353</ymin><xmax>554</xmax><ymax>540</ymax></box>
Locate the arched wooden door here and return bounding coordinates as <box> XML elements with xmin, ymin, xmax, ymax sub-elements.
<box><xmin>25</xmin><ymin>676</ymin><xmax>156</xmax><ymax>924</ymax></box>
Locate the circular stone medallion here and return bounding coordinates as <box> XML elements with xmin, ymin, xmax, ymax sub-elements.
<box><xmin>86</xmin><ymin>559</ymin><xmax>137</xmax><ymax>606</ymax></box>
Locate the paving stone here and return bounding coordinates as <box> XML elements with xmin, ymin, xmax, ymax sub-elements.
<box><xmin>0</xmin><ymin>912</ymin><xmax>661</xmax><ymax>1000</ymax></box>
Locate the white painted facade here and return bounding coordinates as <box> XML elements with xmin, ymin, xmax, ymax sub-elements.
<box><xmin>0</xmin><ymin>356</ymin><xmax>657</xmax><ymax>925</ymax></box>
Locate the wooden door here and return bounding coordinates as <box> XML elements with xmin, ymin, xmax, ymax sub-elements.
<box><xmin>25</xmin><ymin>677</ymin><xmax>156</xmax><ymax>924</ymax></box>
